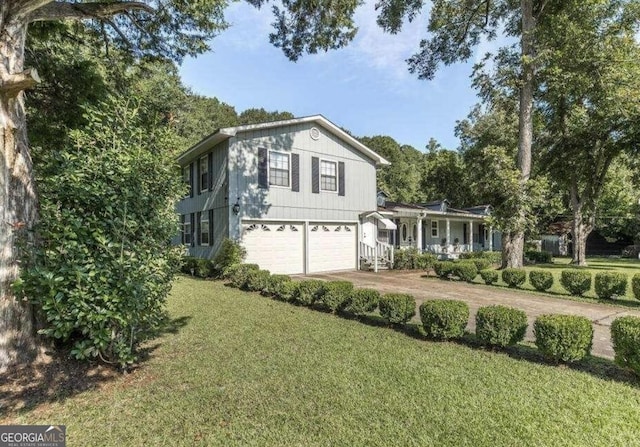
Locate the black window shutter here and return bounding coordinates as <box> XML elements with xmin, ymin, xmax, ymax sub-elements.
<box><xmin>189</xmin><ymin>163</ymin><xmax>194</xmax><ymax>198</ymax></box>
<box><xmin>190</xmin><ymin>213</ymin><xmax>195</xmax><ymax>247</ymax></box>
<box><xmin>258</xmin><ymin>147</ymin><xmax>268</xmax><ymax>189</ymax></box>
<box><xmin>208</xmin><ymin>209</ymin><xmax>214</xmax><ymax>246</ymax></box>
<box><xmin>291</xmin><ymin>153</ymin><xmax>300</xmax><ymax>192</ymax></box>
<box><xmin>208</xmin><ymin>153</ymin><xmax>214</xmax><ymax>191</ymax></box>
<box><xmin>196</xmin><ymin>158</ymin><xmax>202</xmax><ymax>194</ymax></box>
<box><xmin>196</xmin><ymin>212</ymin><xmax>201</xmax><ymax>245</ymax></box>
<box><xmin>311</xmin><ymin>157</ymin><xmax>319</xmax><ymax>194</ymax></box>
<box><xmin>180</xmin><ymin>214</ymin><xmax>185</xmax><ymax>244</ymax></box>
<box><xmin>338</xmin><ymin>161</ymin><xmax>345</xmax><ymax>196</ymax></box>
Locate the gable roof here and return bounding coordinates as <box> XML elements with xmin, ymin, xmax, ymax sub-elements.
<box><xmin>177</xmin><ymin>115</ymin><xmax>391</xmax><ymax>166</ymax></box>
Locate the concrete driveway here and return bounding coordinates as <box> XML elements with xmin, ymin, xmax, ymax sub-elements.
<box><xmin>304</xmin><ymin>270</ymin><xmax>640</xmax><ymax>360</ymax></box>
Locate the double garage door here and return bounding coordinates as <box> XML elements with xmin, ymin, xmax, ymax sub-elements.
<box><xmin>241</xmin><ymin>221</ymin><xmax>357</xmax><ymax>274</ymax></box>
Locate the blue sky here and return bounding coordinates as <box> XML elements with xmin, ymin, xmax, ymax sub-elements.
<box><xmin>179</xmin><ymin>1</ymin><xmax>496</xmax><ymax>151</ymax></box>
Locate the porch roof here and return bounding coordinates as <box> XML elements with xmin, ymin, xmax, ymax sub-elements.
<box><xmin>379</xmin><ymin>201</ymin><xmax>491</xmax><ymax>221</ymax></box>
<box><xmin>361</xmin><ymin>211</ymin><xmax>397</xmax><ymax>230</ymax></box>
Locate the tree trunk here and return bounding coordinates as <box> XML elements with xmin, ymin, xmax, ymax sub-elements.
<box><xmin>0</xmin><ymin>14</ymin><xmax>41</xmax><ymax>371</ymax></box>
<box><xmin>570</xmin><ymin>180</ymin><xmax>592</xmax><ymax>267</ymax></box>
<box><xmin>502</xmin><ymin>0</ymin><xmax>535</xmax><ymax>269</ymax></box>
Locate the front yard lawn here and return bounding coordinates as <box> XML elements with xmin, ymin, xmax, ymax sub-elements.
<box><xmin>4</xmin><ymin>276</ymin><xmax>640</xmax><ymax>446</ymax></box>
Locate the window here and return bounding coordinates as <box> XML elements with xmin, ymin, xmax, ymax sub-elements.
<box><xmin>401</xmin><ymin>223</ymin><xmax>407</xmax><ymax>242</ymax></box>
<box><xmin>182</xmin><ymin>216</ymin><xmax>192</xmax><ymax>245</ymax></box>
<box><xmin>199</xmin><ymin>155</ymin><xmax>208</xmax><ymax>193</ymax></box>
<box><xmin>182</xmin><ymin>165</ymin><xmax>192</xmax><ymax>197</ymax></box>
<box><xmin>200</xmin><ymin>213</ymin><xmax>209</xmax><ymax>246</ymax></box>
<box><xmin>431</xmin><ymin>220</ymin><xmax>439</xmax><ymax>238</ymax></box>
<box><xmin>320</xmin><ymin>160</ymin><xmax>337</xmax><ymax>191</ymax></box>
<box><xmin>269</xmin><ymin>151</ymin><xmax>290</xmax><ymax>187</ymax></box>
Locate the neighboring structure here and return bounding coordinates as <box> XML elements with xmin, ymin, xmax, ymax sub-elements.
<box><xmin>542</xmin><ymin>220</ymin><xmax>633</xmax><ymax>257</ymax></box>
<box><xmin>375</xmin><ymin>193</ymin><xmax>502</xmax><ymax>259</ymax></box>
<box><xmin>176</xmin><ymin>115</ymin><xmax>392</xmax><ymax>274</ymax></box>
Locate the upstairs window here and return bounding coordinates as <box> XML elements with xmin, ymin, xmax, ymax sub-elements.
<box><xmin>182</xmin><ymin>165</ymin><xmax>192</xmax><ymax>197</ymax></box>
<box><xmin>199</xmin><ymin>155</ymin><xmax>209</xmax><ymax>193</ymax></box>
<box><xmin>320</xmin><ymin>160</ymin><xmax>337</xmax><ymax>192</ymax></box>
<box><xmin>269</xmin><ymin>151</ymin><xmax>290</xmax><ymax>187</ymax></box>
<box><xmin>182</xmin><ymin>216</ymin><xmax>192</xmax><ymax>245</ymax></box>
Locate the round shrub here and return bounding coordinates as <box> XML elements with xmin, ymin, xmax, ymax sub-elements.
<box><xmin>480</xmin><ymin>269</ymin><xmax>499</xmax><ymax>285</ymax></box>
<box><xmin>317</xmin><ymin>281</ymin><xmax>354</xmax><ymax>312</ymax></box>
<box><xmin>529</xmin><ymin>270</ymin><xmax>553</xmax><ymax>292</ymax></box>
<box><xmin>453</xmin><ymin>262</ymin><xmax>478</xmax><ymax>283</ymax></box>
<box><xmin>472</xmin><ymin>259</ymin><xmax>490</xmax><ymax>272</ymax></box>
<box><xmin>475</xmin><ymin>305</ymin><xmax>528</xmax><ymax>348</ymax></box>
<box><xmin>633</xmin><ymin>274</ymin><xmax>640</xmax><ymax>300</ymax></box>
<box><xmin>294</xmin><ymin>279</ymin><xmax>324</xmax><ymax>306</ymax></box>
<box><xmin>419</xmin><ymin>299</ymin><xmax>469</xmax><ymax>340</ymax></box>
<box><xmin>228</xmin><ymin>264</ymin><xmax>259</xmax><ymax>289</ymax></box>
<box><xmin>434</xmin><ymin>261</ymin><xmax>455</xmax><ymax>279</ymax></box>
<box><xmin>594</xmin><ymin>272</ymin><xmax>627</xmax><ymax>300</ymax></box>
<box><xmin>195</xmin><ymin>258</ymin><xmax>215</xmax><ymax>278</ymax></box>
<box><xmin>560</xmin><ymin>270</ymin><xmax>592</xmax><ymax>296</ymax></box>
<box><xmin>501</xmin><ymin>268</ymin><xmax>526</xmax><ymax>288</ymax></box>
<box><xmin>213</xmin><ymin>238</ymin><xmax>247</xmax><ymax>278</ymax></box>
<box><xmin>345</xmin><ymin>288</ymin><xmax>380</xmax><ymax>315</ymax></box>
<box><xmin>244</xmin><ymin>269</ymin><xmax>271</xmax><ymax>292</ymax></box>
<box><xmin>379</xmin><ymin>293</ymin><xmax>416</xmax><ymax>325</ymax></box>
<box><xmin>180</xmin><ymin>256</ymin><xmax>199</xmax><ymax>275</ymax></box>
<box><xmin>534</xmin><ymin>314</ymin><xmax>593</xmax><ymax>362</ymax></box>
<box><xmin>611</xmin><ymin>316</ymin><xmax>640</xmax><ymax>376</ymax></box>
<box><xmin>264</xmin><ymin>274</ymin><xmax>293</xmax><ymax>300</ymax></box>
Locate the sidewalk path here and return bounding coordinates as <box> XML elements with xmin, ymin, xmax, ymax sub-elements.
<box><xmin>303</xmin><ymin>270</ymin><xmax>640</xmax><ymax>359</ymax></box>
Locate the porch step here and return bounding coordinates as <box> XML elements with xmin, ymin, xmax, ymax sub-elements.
<box><xmin>360</xmin><ymin>257</ymin><xmax>392</xmax><ymax>271</ymax></box>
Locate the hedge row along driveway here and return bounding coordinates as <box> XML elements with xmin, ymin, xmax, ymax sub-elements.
<box><xmin>303</xmin><ymin>270</ymin><xmax>640</xmax><ymax>359</ymax></box>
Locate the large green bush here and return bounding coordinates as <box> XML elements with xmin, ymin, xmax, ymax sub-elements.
<box><xmin>560</xmin><ymin>270</ymin><xmax>592</xmax><ymax>296</ymax></box>
<box><xmin>294</xmin><ymin>279</ymin><xmax>325</xmax><ymax>306</ymax></box>
<box><xmin>433</xmin><ymin>261</ymin><xmax>455</xmax><ymax>279</ymax></box>
<box><xmin>594</xmin><ymin>272</ymin><xmax>627</xmax><ymax>300</ymax></box>
<box><xmin>228</xmin><ymin>264</ymin><xmax>260</xmax><ymax>289</ymax></box>
<box><xmin>460</xmin><ymin>251</ymin><xmax>502</xmax><ymax>265</ymax></box>
<box><xmin>419</xmin><ymin>300</ymin><xmax>469</xmax><ymax>340</ymax></box>
<box><xmin>264</xmin><ymin>274</ymin><xmax>294</xmax><ymax>300</ymax></box>
<box><xmin>534</xmin><ymin>314</ymin><xmax>593</xmax><ymax>362</ymax></box>
<box><xmin>479</xmin><ymin>269</ymin><xmax>499</xmax><ymax>285</ymax></box>
<box><xmin>633</xmin><ymin>274</ymin><xmax>640</xmax><ymax>300</ymax></box>
<box><xmin>16</xmin><ymin>100</ymin><xmax>183</xmax><ymax>367</ymax></box>
<box><xmin>471</xmin><ymin>259</ymin><xmax>491</xmax><ymax>272</ymax></box>
<box><xmin>379</xmin><ymin>293</ymin><xmax>416</xmax><ymax>325</ymax></box>
<box><xmin>453</xmin><ymin>262</ymin><xmax>478</xmax><ymax>283</ymax></box>
<box><xmin>345</xmin><ymin>288</ymin><xmax>380</xmax><ymax>315</ymax></box>
<box><xmin>393</xmin><ymin>248</ymin><xmax>436</xmax><ymax>270</ymax></box>
<box><xmin>244</xmin><ymin>269</ymin><xmax>271</xmax><ymax>292</ymax></box>
<box><xmin>317</xmin><ymin>281</ymin><xmax>354</xmax><ymax>312</ymax></box>
<box><xmin>525</xmin><ymin>250</ymin><xmax>553</xmax><ymax>264</ymax></box>
<box><xmin>180</xmin><ymin>256</ymin><xmax>199</xmax><ymax>275</ymax></box>
<box><xmin>475</xmin><ymin>305</ymin><xmax>528</xmax><ymax>348</ymax></box>
<box><xmin>611</xmin><ymin>316</ymin><xmax>640</xmax><ymax>376</ymax></box>
<box><xmin>213</xmin><ymin>238</ymin><xmax>246</xmax><ymax>278</ymax></box>
<box><xmin>529</xmin><ymin>270</ymin><xmax>554</xmax><ymax>292</ymax></box>
<box><xmin>194</xmin><ymin>258</ymin><xmax>215</xmax><ymax>278</ymax></box>
<box><xmin>501</xmin><ymin>268</ymin><xmax>526</xmax><ymax>288</ymax></box>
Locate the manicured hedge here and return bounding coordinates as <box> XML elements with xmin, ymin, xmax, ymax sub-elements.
<box><xmin>631</xmin><ymin>273</ymin><xmax>640</xmax><ymax>300</ymax></box>
<box><xmin>244</xmin><ymin>269</ymin><xmax>271</xmax><ymax>292</ymax></box>
<box><xmin>345</xmin><ymin>288</ymin><xmax>380</xmax><ymax>315</ymax></box>
<box><xmin>475</xmin><ymin>305</ymin><xmax>528</xmax><ymax>348</ymax></box>
<box><xmin>227</xmin><ymin>264</ymin><xmax>260</xmax><ymax>289</ymax></box>
<box><xmin>317</xmin><ymin>281</ymin><xmax>354</xmax><ymax>312</ymax></box>
<box><xmin>393</xmin><ymin>248</ymin><xmax>436</xmax><ymax>270</ymax></box>
<box><xmin>479</xmin><ymin>269</ymin><xmax>499</xmax><ymax>285</ymax></box>
<box><xmin>379</xmin><ymin>293</ymin><xmax>416</xmax><ymax>325</ymax></box>
<box><xmin>294</xmin><ymin>279</ymin><xmax>324</xmax><ymax>306</ymax></box>
<box><xmin>502</xmin><ymin>268</ymin><xmax>526</xmax><ymax>288</ymax></box>
<box><xmin>529</xmin><ymin>270</ymin><xmax>553</xmax><ymax>292</ymax></box>
<box><xmin>419</xmin><ymin>300</ymin><xmax>469</xmax><ymax>340</ymax></box>
<box><xmin>560</xmin><ymin>270</ymin><xmax>592</xmax><ymax>296</ymax></box>
<box><xmin>471</xmin><ymin>259</ymin><xmax>491</xmax><ymax>272</ymax></box>
<box><xmin>594</xmin><ymin>272</ymin><xmax>627</xmax><ymax>300</ymax></box>
<box><xmin>434</xmin><ymin>261</ymin><xmax>455</xmax><ymax>279</ymax></box>
<box><xmin>264</xmin><ymin>274</ymin><xmax>295</xmax><ymax>301</ymax></box>
<box><xmin>459</xmin><ymin>251</ymin><xmax>502</xmax><ymax>264</ymax></box>
<box><xmin>525</xmin><ymin>250</ymin><xmax>553</xmax><ymax>264</ymax></box>
<box><xmin>453</xmin><ymin>262</ymin><xmax>478</xmax><ymax>283</ymax></box>
<box><xmin>611</xmin><ymin>316</ymin><xmax>640</xmax><ymax>376</ymax></box>
<box><xmin>534</xmin><ymin>314</ymin><xmax>593</xmax><ymax>362</ymax></box>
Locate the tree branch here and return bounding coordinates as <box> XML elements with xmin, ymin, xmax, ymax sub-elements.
<box><xmin>0</xmin><ymin>68</ymin><xmax>40</xmax><ymax>99</ymax></box>
<box><xmin>28</xmin><ymin>1</ymin><xmax>154</xmax><ymax>23</ymax></box>
<box><xmin>456</xmin><ymin>0</ymin><xmax>491</xmax><ymax>45</ymax></box>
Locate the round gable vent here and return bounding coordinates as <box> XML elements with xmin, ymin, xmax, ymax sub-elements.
<box><xmin>310</xmin><ymin>127</ymin><xmax>320</xmax><ymax>140</ymax></box>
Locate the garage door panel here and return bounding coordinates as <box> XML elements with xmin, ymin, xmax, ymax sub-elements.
<box><xmin>308</xmin><ymin>224</ymin><xmax>356</xmax><ymax>273</ymax></box>
<box><xmin>242</xmin><ymin>222</ymin><xmax>304</xmax><ymax>274</ymax></box>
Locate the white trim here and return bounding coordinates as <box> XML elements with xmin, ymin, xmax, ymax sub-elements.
<box><xmin>242</xmin><ymin>218</ymin><xmax>358</xmax><ymax>224</ymax></box>
<box><xmin>319</xmin><ymin>158</ymin><xmax>338</xmax><ymax>193</ymax></box>
<box><xmin>199</xmin><ymin>154</ymin><xmax>209</xmax><ymax>193</ymax></box>
<box><xmin>268</xmin><ymin>150</ymin><xmax>291</xmax><ymax>189</ymax></box>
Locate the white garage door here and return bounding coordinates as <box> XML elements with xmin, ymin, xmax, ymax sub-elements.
<box><xmin>308</xmin><ymin>223</ymin><xmax>357</xmax><ymax>273</ymax></box>
<box><xmin>241</xmin><ymin>221</ymin><xmax>304</xmax><ymax>274</ymax></box>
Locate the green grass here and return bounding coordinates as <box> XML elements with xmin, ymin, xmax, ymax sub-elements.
<box><xmin>6</xmin><ymin>277</ymin><xmax>640</xmax><ymax>446</ymax></box>
<box><xmin>476</xmin><ymin>257</ymin><xmax>640</xmax><ymax>303</ymax></box>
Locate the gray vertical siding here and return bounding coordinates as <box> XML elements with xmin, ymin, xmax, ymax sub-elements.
<box><xmin>176</xmin><ymin>140</ymin><xmax>229</xmax><ymax>258</ymax></box>
<box><xmin>227</xmin><ymin>122</ymin><xmax>377</xmax><ymax>232</ymax></box>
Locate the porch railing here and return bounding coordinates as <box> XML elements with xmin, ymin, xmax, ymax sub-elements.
<box><xmin>359</xmin><ymin>240</ymin><xmax>394</xmax><ymax>272</ymax></box>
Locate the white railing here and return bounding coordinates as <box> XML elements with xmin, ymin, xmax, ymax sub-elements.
<box><xmin>359</xmin><ymin>240</ymin><xmax>394</xmax><ymax>272</ymax></box>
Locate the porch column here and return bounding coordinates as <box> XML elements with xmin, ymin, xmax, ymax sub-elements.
<box><xmin>416</xmin><ymin>218</ymin><xmax>423</xmax><ymax>252</ymax></box>
<box><xmin>469</xmin><ymin>220</ymin><xmax>473</xmax><ymax>252</ymax></box>
<box><xmin>489</xmin><ymin>226</ymin><xmax>493</xmax><ymax>251</ymax></box>
<box><xmin>446</xmin><ymin>218</ymin><xmax>451</xmax><ymax>250</ymax></box>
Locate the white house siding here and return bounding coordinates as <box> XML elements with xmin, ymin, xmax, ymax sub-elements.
<box><xmin>227</xmin><ymin>122</ymin><xmax>377</xmax><ymax>240</ymax></box>
<box><xmin>177</xmin><ymin>140</ymin><xmax>229</xmax><ymax>258</ymax></box>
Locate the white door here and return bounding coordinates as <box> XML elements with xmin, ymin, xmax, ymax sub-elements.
<box><xmin>241</xmin><ymin>221</ymin><xmax>304</xmax><ymax>274</ymax></box>
<box><xmin>308</xmin><ymin>223</ymin><xmax>357</xmax><ymax>273</ymax></box>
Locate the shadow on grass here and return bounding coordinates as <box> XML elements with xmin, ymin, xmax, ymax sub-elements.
<box><xmin>0</xmin><ymin>315</ymin><xmax>191</xmax><ymax>417</ymax></box>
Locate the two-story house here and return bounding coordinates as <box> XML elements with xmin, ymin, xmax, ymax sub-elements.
<box><xmin>176</xmin><ymin>115</ymin><xmax>392</xmax><ymax>274</ymax></box>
